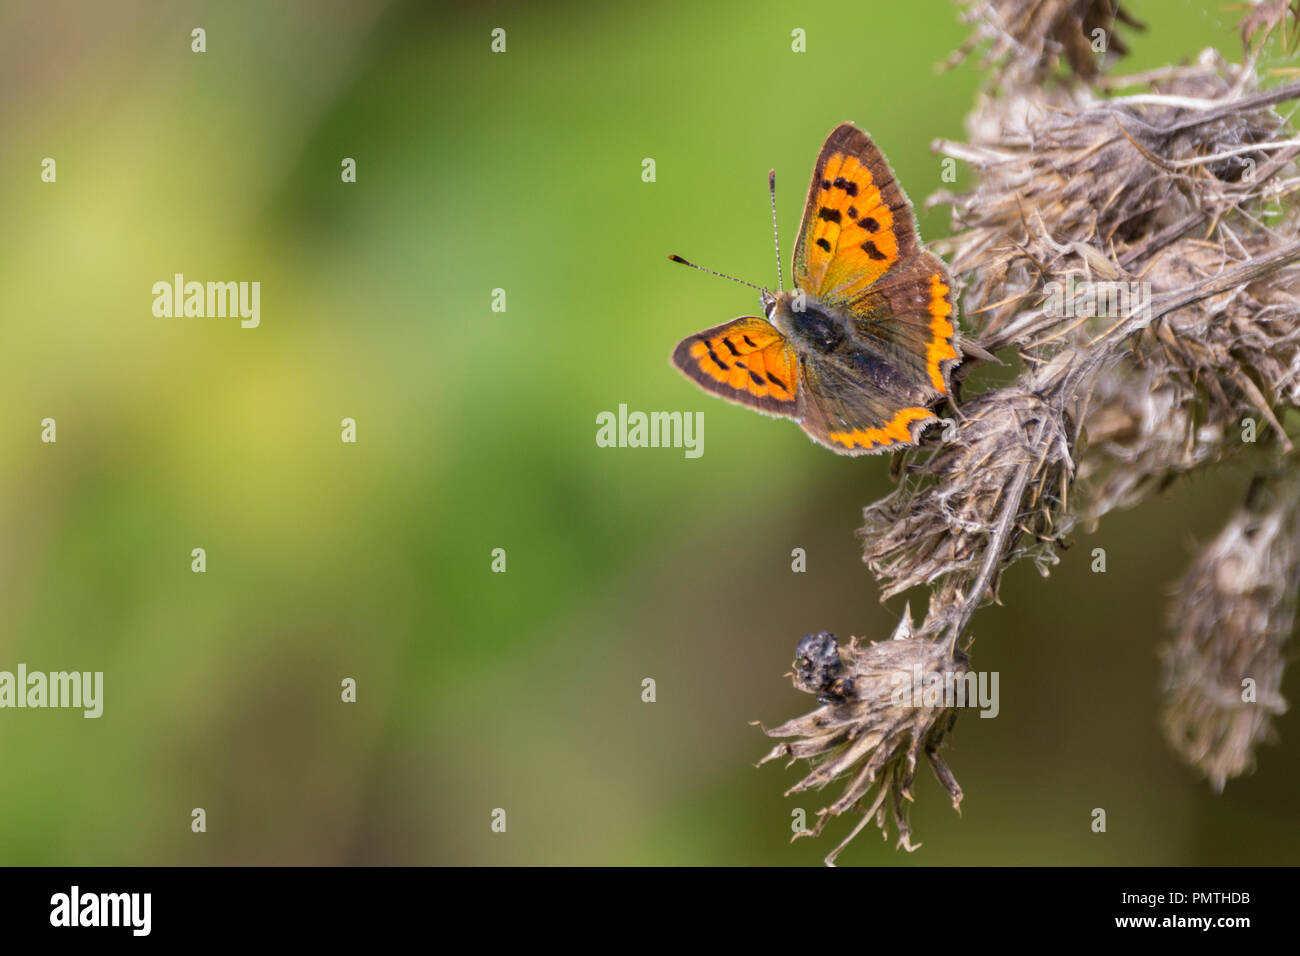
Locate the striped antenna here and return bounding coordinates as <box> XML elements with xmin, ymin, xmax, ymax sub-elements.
<box><xmin>666</xmin><ymin>255</ymin><xmax>764</xmax><ymax>292</ymax></box>
<box><xmin>769</xmin><ymin>169</ymin><xmax>783</xmax><ymax>292</ymax></box>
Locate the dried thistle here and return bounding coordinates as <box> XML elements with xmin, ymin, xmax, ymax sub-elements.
<box><xmin>936</xmin><ymin>55</ymin><xmax>1297</xmax><ymax>353</ymax></box>
<box><xmin>1161</xmin><ymin>475</ymin><xmax>1300</xmax><ymax>790</ymax></box>
<box><xmin>947</xmin><ymin>0</ymin><xmax>1144</xmax><ymax>85</ymax></box>
<box><xmin>758</xmin><ymin>620</ymin><xmax>964</xmax><ymax>865</ymax></box>
<box><xmin>1242</xmin><ymin>0</ymin><xmax>1300</xmax><ymax>55</ymax></box>
<box><xmin>761</xmin><ymin>1</ymin><xmax>1300</xmax><ymax>862</ymax></box>
<box><xmin>860</xmin><ymin>387</ymin><xmax>1073</xmax><ymax>602</ymax></box>
<box><xmin>1080</xmin><ymin>237</ymin><xmax>1300</xmax><ymax>522</ymax></box>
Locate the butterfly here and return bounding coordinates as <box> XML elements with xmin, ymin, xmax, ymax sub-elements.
<box><xmin>670</xmin><ymin>123</ymin><xmax>960</xmax><ymax>455</ymax></box>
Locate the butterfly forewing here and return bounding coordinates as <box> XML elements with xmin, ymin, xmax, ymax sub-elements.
<box><xmin>671</xmin><ymin>316</ymin><xmax>800</xmax><ymax>418</ymax></box>
<box><xmin>793</xmin><ymin>124</ymin><xmax>921</xmax><ymax>303</ymax></box>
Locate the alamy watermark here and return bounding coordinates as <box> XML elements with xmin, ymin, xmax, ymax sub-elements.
<box><xmin>596</xmin><ymin>404</ymin><xmax>703</xmax><ymax>458</ymax></box>
<box><xmin>891</xmin><ymin>664</ymin><xmax>999</xmax><ymax>718</ymax></box>
<box><xmin>50</xmin><ymin>886</ymin><xmax>150</xmax><ymax>936</ymax></box>
<box><xmin>0</xmin><ymin>665</ymin><xmax>103</xmax><ymax>718</ymax></box>
<box><xmin>152</xmin><ymin>273</ymin><xmax>260</xmax><ymax>328</ymax></box>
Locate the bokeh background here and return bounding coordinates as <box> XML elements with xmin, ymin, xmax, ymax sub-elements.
<box><xmin>0</xmin><ymin>0</ymin><xmax>1296</xmax><ymax>865</ymax></box>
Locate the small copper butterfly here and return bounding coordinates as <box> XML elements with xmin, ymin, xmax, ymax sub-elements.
<box><xmin>670</xmin><ymin>123</ymin><xmax>960</xmax><ymax>454</ymax></box>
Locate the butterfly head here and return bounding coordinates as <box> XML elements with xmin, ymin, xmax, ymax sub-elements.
<box><xmin>763</xmin><ymin>288</ymin><xmax>804</xmax><ymax>335</ymax></box>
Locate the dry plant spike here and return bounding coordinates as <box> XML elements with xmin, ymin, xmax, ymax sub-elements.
<box><xmin>760</xmin><ymin>0</ymin><xmax>1300</xmax><ymax>863</ymax></box>
<box><xmin>1162</xmin><ymin>472</ymin><xmax>1300</xmax><ymax>791</ymax></box>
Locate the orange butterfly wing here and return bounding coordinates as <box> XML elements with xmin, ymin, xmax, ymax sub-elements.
<box><xmin>671</xmin><ymin>317</ymin><xmax>800</xmax><ymax>418</ymax></box>
<box><xmin>793</xmin><ymin>124</ymin><xmax>919</xmax><ymax>303</ymax></box>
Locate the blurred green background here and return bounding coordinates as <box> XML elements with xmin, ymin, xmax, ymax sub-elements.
<box><xmin>0</xmin><ymin>0</ymin><xmax>1295</xmax><ymax>865</ymax></box>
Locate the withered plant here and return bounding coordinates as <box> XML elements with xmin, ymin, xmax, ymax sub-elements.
<box><xmin>760</xmin><ymin>0</ymin><xmax>1300</xmax><ymax>864</ymax></box>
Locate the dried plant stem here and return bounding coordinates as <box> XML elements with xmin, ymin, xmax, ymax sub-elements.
<box><xmin>942</xmin><ymin>428</ymin><xmax>1036</xmax><ymax>653</ymax></box>
<box><xmin>1065</xmin><ymin>237</ymin><xmax>1300</xmax><ymax>393</ymax></box>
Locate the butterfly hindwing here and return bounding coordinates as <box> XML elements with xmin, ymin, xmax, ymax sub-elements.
<box><xmin>672</xmin><ymin>317</ymin><xmax>800</xmax><ymax>418</ymax></box>
<box><xmin>848</xmin><ymin>252</ymin><xmax>960</xmax><ymax>397</ymax></box>
<box><xmin>797</xmin><ymin>351</ymin><xmax>937</xmax><ymax>454</ymax></box>
<box><xmin>793</xmin><ymin>123</ymin><xmax>921</xmax><ymax>304</ymax></box>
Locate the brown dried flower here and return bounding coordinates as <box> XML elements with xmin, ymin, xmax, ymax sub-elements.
<box><xmin>1241</xmin><ymin>0</ymin><xmax>1300</xmax><ymax>53</ymax></box>
<box><xmin>948</xmin><ymin>0</ymin><xmax>1144</xmax><ymax>85</ymax></box>
<box><xmin>758</xmin><ymin>620</ymin><xmax>965</xmax><ymax>865</ymax></box>
<box><xmin>861</xmin><ymin>387</ymin><xmax>1073</xmax><ymax>602</ymax></box>
<box><xmin>1161</xmin><ymin>476</ymin><xmax>1300</xmax><ymax>790</ymax></box>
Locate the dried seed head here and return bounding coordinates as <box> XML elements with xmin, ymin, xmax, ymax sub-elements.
<box><xmin>1076</xmin><ymin>357</ymin><xmax>1227</xmax><ymax>522</ymax></box>
<box><xmin>1161</xmin><ymin>482</ymin><xmax>1300</xmax><ymax>790</ymax></box>
<box><xmin>1079</xmin><ymin>239</ymin><xmax>1300</xmax><ymax>522</ymax></box>
<box><xmin>861</xmin><ymin>388</ymin><xmax>1075</xmax><ymax>602</ymax></box>
<box><xmin>937</xmin><ymin>53</ymin><xmax>1292</xmax><ymax>353</ymax></box>
<box><xmin>759</xmin><ymin>622</ymin><xmax>966</xmax><ymax>865</ymax></box>
<box><xmin>951</xmin><ymin>0</ymin><xmax>1143</xmax><ymax>85</ymax></box>
<box><xmin>1241</xmin><ymin>0</ymin><xmax>1300</xmax><ymax>52</ymax></box>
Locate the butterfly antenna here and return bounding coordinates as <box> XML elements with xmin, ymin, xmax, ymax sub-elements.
<box><xmin>667</xmin><ymin>255</ymin><xmax>764</xmax><ymax>292</ymax></box>
<box><xmin>768</xmin><ymin>169</ymin><xmax>783</xmax><ymax>292</ymax></box>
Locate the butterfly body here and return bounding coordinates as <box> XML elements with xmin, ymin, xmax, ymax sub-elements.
<box><xmin>765</xmin><ymin>290</ymin><xmax>932</xmax><ymax>399</ymax></box>
<box><xmin>766</xmin><ymin>291</ymin><xmax>845</xmax><ymax>353</ymax></box>
<box><xmin>671</xmin><ymin>123</ymin><xmax>960</xmax><ymax>455</ymax></box>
